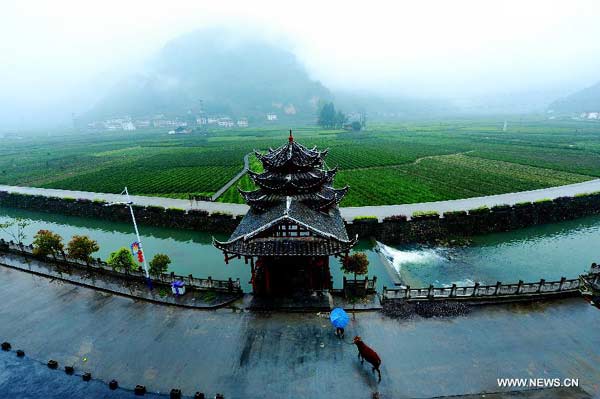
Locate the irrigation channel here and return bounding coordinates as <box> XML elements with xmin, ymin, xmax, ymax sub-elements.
<box><xmin>1</xmin><ymin>206</ymin><xmax>599</xmax><ymax>293</ymax></box>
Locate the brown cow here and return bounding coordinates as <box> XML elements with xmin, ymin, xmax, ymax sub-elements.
<box><xmin>353</xmin><ymin>336</ymin><xmax>381</xmax><ymax>382</ymax></box>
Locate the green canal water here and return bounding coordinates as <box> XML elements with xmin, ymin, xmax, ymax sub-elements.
<box><xmin>1</xmin><ymin>206</ymin><xmax>599</xmax><ymax>291</ymax></box>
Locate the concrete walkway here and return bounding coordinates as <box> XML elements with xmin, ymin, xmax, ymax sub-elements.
<box><xmin>2</xmin><ymin>178</ymin><xmax>600</xmax><ymax>221</ymax></box>
<box><xmin>211</xmin><ymin>153</ymin><xmax>250</xmax><ymax>201</ymax></box>
<box><xmin>0</xmin><ymin>184</ymin><xmax>249</xmax><ymax>215</ymax></box>
<box><xmin>341</xmin><ymin>179</ymin><xmax>600</xmax><ymax>221</ymax></box>
<box><xmin>0</xmin><ymin>267</ymin><xmax>598</xmax><ymax>398</ymax></box>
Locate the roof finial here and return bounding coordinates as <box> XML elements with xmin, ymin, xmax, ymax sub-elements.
<box><xmin>289</xmin><ymin>129</ymin><xmax>294</xmax><ymax>142</ymax></box>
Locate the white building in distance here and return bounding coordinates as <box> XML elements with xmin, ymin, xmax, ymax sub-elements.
<box><xmin>122</xmin><ymin>121</ymin><xmax>136</xmax><ymax>131</ymax></box>
<box><xmin>218</xmin><ymin>117</ymin><xmax>234</xmax><ymax>128</ymax></box>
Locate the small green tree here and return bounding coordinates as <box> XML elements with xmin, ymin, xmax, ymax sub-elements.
<box><xmin>67</xmin><ymin>235</ymin><xmax>99</xmax><ymax>265</ymax></box>
<box><xmin>341</xmin><ymin>252</ymin><xmax>369</xmax><ymax>280</ymax></box>
<box><xmin>317</xmin><ymin>102</ymin><xmax>336</xmax><ymax>128</ymax></box>
<box><xmin>335</xmin><ymin>110</ymin><xmax>348</xmax><ymax>128</ymax></box>
<box><xmin>32</xmin><ymin>229</ymin><xmax>64</xmax><ymax>259</ymax></box>
<box><xmin>107</xmin><ymin>247</ymin><xmax>137</xmax><ymax>272</ymax></box>
<box><xmin>149</xmin><ymin>253</ymin><xmax>171</xmax><ymax>276</ymax></box>
<box><xmin>0</xmin><ymin>217</ymin><xmax>30</xmax><ymax>245</ymax></box>
<box><xmin>351</xmin><ymin>121</ymin><xmax>362</xmax><ymax>131</ymax></box>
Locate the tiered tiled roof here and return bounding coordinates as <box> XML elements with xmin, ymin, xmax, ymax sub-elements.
<box><xmin>255</xmin><ymin>137</ymin><xmax>327</xmax><ymax>171</ymax></box>
<box><xmin>213</xmin><ymin>198</ymin><xmax>356</xmax><ymax>256</ymax></box>
<box><xmin>242</xmin><ymin>130</ymin><xmax>347</xmax><ymax>211</ymax></box>
<box><xmin>240</xmin><ymin>186</ymin><xmax>348</xmax><ymax>212</ymax></box>
<box><xmin>214</xmin><ymin>131</ymin><xmax>355</xmax><ymax>257</ymax></box>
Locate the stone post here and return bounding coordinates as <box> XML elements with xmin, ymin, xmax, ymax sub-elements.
<box><xmin>538</xmin><ymin>278</ymin><xmax>545</xmax><ymax>293</ymax></box>
<box><xmin>559</xmin><ymin>276</ymin><xmax>566</xmax><ymax>290</ymax></box>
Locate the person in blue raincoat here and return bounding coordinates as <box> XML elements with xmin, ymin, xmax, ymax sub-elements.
<box><xmin>330</xmin><ymin>307</ymin><xmax>350</xmax><ymax>339</ymax></box>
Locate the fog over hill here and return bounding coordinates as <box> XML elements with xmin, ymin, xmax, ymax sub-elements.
<box><xmin>86</xmin><ymin>29</ymin><xmax>333</xmax><ymax>123</ymax></box>
<box><xmin>549</xmin><ymin>82</ymin><xmax>600</xmax><ymax>114</ymax></box>
<box><xmin>4</xmin><ymin>1</ymin><xmax>600</xmax><ymax>130</ymax></box>
<box><xmin>86</xmin><ymin>28</ymin><xmax>456</xmax><ymax>123</ymax></box>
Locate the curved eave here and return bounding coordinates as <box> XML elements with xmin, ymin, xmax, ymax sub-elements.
<box><xmin>213</xmin><ymin>235</ymin><xmax>357</xmax><ymax>257</ymax></box>
<box><xmin>251</xmin><ymin>169</ymin><xmax>336</xmax><ymax>192</ymax></box>
<box><xmin>238</xmin><ymin>188</ymin><xmax>264</xmax><ymax>202</ymax></box>
<box><xmin>216</xmin><ymin>214</ymin><xmax>351</xmax><ymax>245</ymax></box>
<box><xmin>255</xmin><ymin>142</ymin><xmax>328</xmax><ymax>170</ymax></box>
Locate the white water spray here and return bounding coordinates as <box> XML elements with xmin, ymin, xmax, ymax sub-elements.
<box><xmin>376</xmin><ymin>242</ymin><xmax>447</xmax><ymax>276</ymax></box>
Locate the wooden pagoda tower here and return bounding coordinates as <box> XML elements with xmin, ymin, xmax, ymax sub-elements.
<box><xmin>214</xmin><ymin>131</ymin><xmax>357</xmax><ymax>295</ymax></box>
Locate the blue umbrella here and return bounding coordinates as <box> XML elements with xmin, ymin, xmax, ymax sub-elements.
<box><xmin>330</xmin><ymin>307</ymin><xmax>350</xmax><ymax>329</ymax></box>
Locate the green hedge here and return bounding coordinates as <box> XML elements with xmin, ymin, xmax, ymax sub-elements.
<box><xmin>211</xmin><ymin>211</ymin><xmax>233</xmax><ymax>217</ymax></box>
<box><xmin>468</xmin><ymin>206</ymin><xmax>490</xmax><ymax>215</ymax></box>
<box><xmin>514</xmin><ymin>201</ymin><xmax>532</xmax><ymax>208</ymax></box>
<box><xmin>443</xmin><ymin>210</ymin><xmax>467</xmax><ymax>218</ymax></box>
<box><xmin>383</xmin><ymin>215</ymin><xmax>408</xmax><ymax>222</ymax></box>
<box><xmin>411</xmin><ymin>210</ymin><xmax>440</xmax><ymax>218</ymax></box>
<box><xmin>353</xmin><ymin>215</ymin><xmax>378</xmax><ymax>222</ymax></box>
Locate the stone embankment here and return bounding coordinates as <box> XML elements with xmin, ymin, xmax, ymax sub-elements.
<box><xmin>347</xmin><ymin>192</ymin><xmax>600</xmax><ymax>243</ymax></box>
<box><xmin>3</xmin><ymin>189</ymin><xmax>600</xmax><ymax>243</ymax></box>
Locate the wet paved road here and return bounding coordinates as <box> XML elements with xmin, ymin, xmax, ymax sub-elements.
<box><xmin>2</xmin><ymin>179</ymin><xmax>600</xmax><ymax>221</ymax></box>
<box><xmin>1</xmin><ymin>267</ymin><xmax>599</xmax><ymax>398</ymax></box>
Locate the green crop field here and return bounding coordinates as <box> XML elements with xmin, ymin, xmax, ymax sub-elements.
<box><xmin>3</xmin><ymin>118</ymin><xmax>600</xmax><ymax>206</ymax></box>
<box><xmin>335</xmin><ymin>154</ymin><xmax>591</xmax><ymax>206</ymax></box>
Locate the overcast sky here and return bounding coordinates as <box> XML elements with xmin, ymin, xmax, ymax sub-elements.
<box><xmin>2</xmin><ymin>0</ymin><xmax>600</xmax><ymax>128</ymax></box>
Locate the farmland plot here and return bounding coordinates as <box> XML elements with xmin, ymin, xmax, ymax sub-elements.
<box><xmin>334</xmin><ymin>154</ymin><xmax>593</xmax><ymax>206</ymax></box>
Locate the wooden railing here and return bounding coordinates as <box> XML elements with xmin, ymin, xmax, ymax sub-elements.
<box><xmin>0</xmin><ymin>239</ymin><xmax>241</xmax><ymax>293</ymax></box>
<box><xmin>382</xmin><ymin>277</ymin><xmax>580</xmax><ymax>302</ymax></box>
<box><xmin>343</xmin><ymin>276</ymin><xmax>377</xmax><ymax>297</ymax></box>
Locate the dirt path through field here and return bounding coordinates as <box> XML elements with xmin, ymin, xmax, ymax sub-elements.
<box><xmin>337</xmin><ymin>150</ymin><xmax>476</xmax><ymax>172</ymax></box>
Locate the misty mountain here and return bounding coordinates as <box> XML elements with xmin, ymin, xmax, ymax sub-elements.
<box><xmin>549</xmin><ymin>82</ymin><xmax>600</xmax><ymax>113</ymax></box>
<box><xmin>333</xmin><ymin>90</ymin><xmax>457</xmax><ymax>119</ymax></box>
<box><xmin>85</xmin><ymin>29</ymin><xmax>332</xmax><ymax>122</ymax></box>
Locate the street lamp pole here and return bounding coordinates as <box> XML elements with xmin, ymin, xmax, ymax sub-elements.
<box><xmin>123</xmin><ymin>187</ymin><xmax>150</xmax><ymax>280</ymax></box>
<box><xmin>107</xmin><ymin>187</ymin><xmax>152</xmax><ymax>288</ymax></box>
